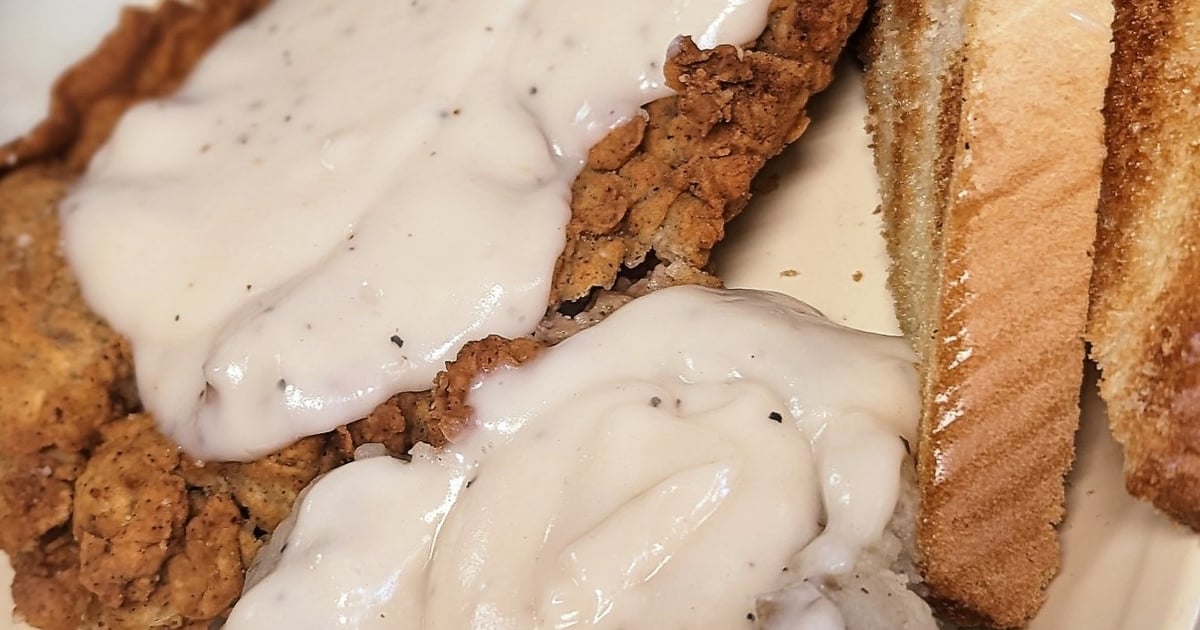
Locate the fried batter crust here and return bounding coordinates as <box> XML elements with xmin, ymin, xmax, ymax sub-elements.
<box><xmin>1</xmin><ymin>0</ymin><xmax>865</xmax><ymax>626</ymax></box>
<box><xmin>0</xmin><ymin>166</ymin><xmax>134</xmax><ymax>464</ymax></box>
<box><xmin>7</xmin><ymin>410</ymin><xmax>347</xmax><ymax>630</ymax></box>
<box><xmin>553</xmin><ymin>0</ymin><xmax>864</xmax><ymax>303</ymax></box>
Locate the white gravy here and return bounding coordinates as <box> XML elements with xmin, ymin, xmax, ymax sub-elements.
<box><xmin>60</xmin><ymin>0</ymin><xmax>771</xmax><ymax>461</ymax></box>
<box><xmin>225</xmin><ymin>286</ymin><xmax>920</xmax><ymax>629</ymax></box>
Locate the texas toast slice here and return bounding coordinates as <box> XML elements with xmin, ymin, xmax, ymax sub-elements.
<box><xmin>862</xmin><ymin>0</ymin><xmax>1113</xmax><ymax>625</ymax></box>
<box><xmin>1087</xmin><ymin>0</ymin><xmax>1200</xmax><ymax>531</ymax></box>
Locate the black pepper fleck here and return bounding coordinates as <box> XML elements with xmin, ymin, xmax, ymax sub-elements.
<box><xmin>768</xmin><ymin>411</ymin><xmax>784</xmax><ymax>423</ymax></box>
<box><xmin>746</xmin><ymin>612</ymin><xmax>756</xmax><ymax>621</ymax></box>
<box><xmin>650</xmin><ymin>396</ymin><xmax>662</xmax><ymax>407</ymax></box>
<box><xmin>174</xmin><ymin>314</ymin><xmax>180</xmax><ymax>321</ymax></box>
<box><xmin>529</xmin><ymin>85</ymin><xmax>538</xmax><ymax>95</ymax></box>
<box><xmin>390</xmin><ymin>335</ymin><xmax>405</xmax><ymax>349</ymax></box>
<box><xmin>277</xmin><ymin>379</ymin><xmax>287</xmax><ymax>391</ymax></box>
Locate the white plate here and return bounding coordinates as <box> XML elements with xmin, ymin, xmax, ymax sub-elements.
<box><xmin>4</xmin><ymin>55</ymin><xmax>1199</xmax><ymax>630</ymax></box>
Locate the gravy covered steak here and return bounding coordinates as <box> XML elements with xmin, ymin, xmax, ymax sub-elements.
<box><xmin>0</xmin><ymin>0</ymin><xmax>885</xmax><ymax>628</ymax></box>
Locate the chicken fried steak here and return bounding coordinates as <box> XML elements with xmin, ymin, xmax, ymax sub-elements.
<box><xmin>0</xmin><ymin>0</ymin><xmax>864</xmax><ymax>626</ymax></box>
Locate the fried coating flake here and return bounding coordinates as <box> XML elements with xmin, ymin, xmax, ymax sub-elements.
<box><xmin>425</xmin><ymin>336</ymin><xmax>543</xmax><ymax>445</ymax></box>
<box><xmin>162</xmin><ymin>494</ymin><xmax>246</xmax><ymax>620</ymax></box>
<box><xmin>73</xmin><ymin>416</ymin><xmax>188</xmax><ymax>609</ymax></box>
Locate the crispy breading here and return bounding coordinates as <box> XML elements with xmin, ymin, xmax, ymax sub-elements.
<box><xmin>0</xmin><ymin>165</ymin><xmax>135</xmax><ymax>460</ymax></box>
<box><xmin>424</xmin><ymin>336</ymin><xmax>543</xmax><ymax>445</ymax></box>
<box><xmin>73</xmin><ymin>416</ymin><xmax>188</xmax><ymax>609</ymax></box>
<box><xmin>9</xmin><ymin>413</ymin><xmax>351</xmax><ymax>628</ymax></box>
<box><xmin>552</xmin><ymin>0</ymin><xmax>863</xmax><ymax>303</ymax></box>
<box><xmin>0</xmin><ymin>0</ymin><xmax>865</xmax><ymax>627</ymax></box>
<box><xmin>180</xmin><ymin>433</ymin><xmax>344</xmax><ymax>534</ymax></box>
<box><xmin>162</xmin><ymin>494</ymin><xmax>246</xmax><ymax>620</ymax></box>
<box><xmin>9</xmin><ymin>537</ymin><xmax>89</xmax><ymax>630</ymax></box>
<box><xmin>0</xmin><ymin>450</ymin><xmax>83</xmax><ymax>556</ymax></box>
<box><xmin>343</xmin><ymin>397</ymin><xmax>411</xmax><ymax>456</ymax></box>
<box><xmin>0</xmin><ymin>164</ymin><xmax>359</xmax><ymax>624</ymax></box>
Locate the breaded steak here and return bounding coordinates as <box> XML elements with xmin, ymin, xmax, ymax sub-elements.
<box><xmin>0</xmin><ymin>0</ymin><xmax>865</xmax><ymax>626</ymax></box>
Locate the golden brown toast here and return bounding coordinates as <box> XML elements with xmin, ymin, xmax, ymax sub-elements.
<box><xmin>1087</xmin><ymin>0</ymin><xmax>1200</xmax><ymax>530</ymax></box>
<box><xmin>863</xmin><ymin>0</ymin><xmax>1113</xmax><ymax>626</ymax></box>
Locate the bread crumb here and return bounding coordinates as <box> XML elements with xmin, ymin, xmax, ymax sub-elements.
<box><xmin>779</xmin><ymin>269</ymin><xmax>799</xmax><ymax>277</ymax></box>
<box><xmin>852</xmin><ymin>270</ymin><xmax>863</xmax><ymax>282</ymax></box>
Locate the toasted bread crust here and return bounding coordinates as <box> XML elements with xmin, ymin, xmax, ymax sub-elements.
<box><xmin>862</xmin><ymin>0</ymin><xmax>966</xmax><ymax>346</ymax></box>
<box><xmin>1088</xmin><ymin>0</ymin><xmax>1200</xmax><ymax>530</ymax></box>
<box><xmin>865</xmin><ymin>0</ymin><xmax>1112</xmax><ymax>626</ymax></box>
